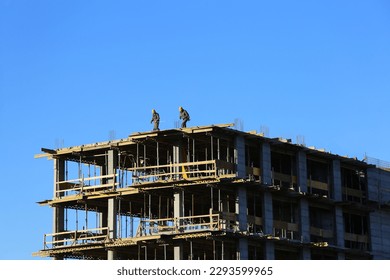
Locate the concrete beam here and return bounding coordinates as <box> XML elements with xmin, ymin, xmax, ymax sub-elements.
<box><xmin>236</xmin><ymin>186</ymin><xmax>248</xmax><ymax>259</ymax></box>
<box><xmin>174</xmin><ymin>191</ymin><xmax>184</xmax><ymax>260</ymax></box>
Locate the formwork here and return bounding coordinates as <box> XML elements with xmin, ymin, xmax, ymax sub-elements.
<box><xmin>33</xmin><ymin>124</ymin><xmax>390</xmax><ymax>260</ymax></box>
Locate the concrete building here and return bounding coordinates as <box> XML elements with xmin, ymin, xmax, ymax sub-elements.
<box><xmin>34</xmin><ymin>124</ymin><xmax>390</xmax><ymax>260</ymax></box>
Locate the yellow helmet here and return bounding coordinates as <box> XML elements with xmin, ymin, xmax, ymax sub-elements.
<box><xmin>179</xmin><ymin>106</ymin><xmax>183</xmax><ymax>111</ymax></box>
<box><xmin>152</xmin><ymin>109</ymin><xmax>156</xmax><ymax>113</ymax></box>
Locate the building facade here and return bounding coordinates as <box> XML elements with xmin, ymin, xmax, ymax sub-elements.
<box><xmin>34</xmin><ymin>124</ymin><xmax>390</xmax><ymax>260</ymax></box>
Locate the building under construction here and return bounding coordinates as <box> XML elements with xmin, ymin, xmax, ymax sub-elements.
<box><xmin>34</xmin><ymin>124</ymin><xmax>390</xmax><ymax>260</ymax></box>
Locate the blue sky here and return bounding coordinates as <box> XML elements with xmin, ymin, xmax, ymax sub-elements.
<box><xmin>0</xmin><ymin>0</ymin><xmax>389</xmax><ymax>259</ymax></box>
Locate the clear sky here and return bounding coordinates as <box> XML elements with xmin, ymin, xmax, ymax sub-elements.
<box><xmin>0</xmin><ymin>0</ymin><xmax>389</xmax><ymax>260</ymax></box>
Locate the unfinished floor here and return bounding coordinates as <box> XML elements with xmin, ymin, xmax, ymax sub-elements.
<box><xmin>34</xmin><ymin>124</ymin><xmax>390</xmax><ymax>260</ymax></box>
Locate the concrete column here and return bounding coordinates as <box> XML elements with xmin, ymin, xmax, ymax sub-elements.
<box><xmin>335</xmin><ymin>208</ymin><xmax>345</xmax><ymax>260</ymax></box>
<box><xmin>107</xmin><ymin>150</ymin><xmax>117</xmax><ymax>260</ymax></box>
<box><xmin>237</xmin><ymin>239</ymin><xmax>249</xmax><ymax>260</ymax></box>
<box><xmin>235</xmin><ymin>136</ymin><xmax>246</xmax><ymax>178</ymax></box>
<box><xmin>296</xmin><ymin>150</ymin><xmax>311</xmax><ymax>259</ymax></box>
<box><xmin>332</xmin><ymin>160</ymin><xmax>342</xmax><ymax>201</ymax></box>
<box><xmin>335</xmin><ymin>207</ymin><xmax>345</xmax><ymax>249</ymax></box>
<box><xmin>261</xmin><ymin>142</ymin><xmax>272</xmax><ymax>185</ymax></box>
<box><xmin>174</xmin><ymin>191</ymin><xmax>184</xmax><ymax>219</ymax></box>
<box><xmin>236</xmin><ymin>187</ymin><xmax>248</xmax><ymax>232</ymax></box>
<box><xmin>234</xmin><ymin>136</ymin><xmax>249</xmax><ymax>258</ymax></box>
<box><xmin>174</xmin><ymin>191</ymin><xmax>184</xmax><ymax>260</ymax></box>
<box><xmin>53</xmin><ymin>158</ymin><xmax>65</xmax><ymax>260</ymax></box>
<box><xmin>262</xmin><ymin>191</ymin><xmax>274</xmax><ymax>259</ymax></box>
<box><xmin>299</xmin><ymin>199</ymin><xmax>310</xmax><ymax>242</ymax></box>
<box><xmin>264</xmin><ymin>241</ymin><xmax>275</xmax><ymax>259</ymax></box>
<box><xmin>173</xmin><ymin>141</ymin><xmax>184</xmax><ymax>260</ymax></box>
<box><xmin>301</xmin><ymin>247</ymin><xmax>311</xmax><ymax>260</ymax></box>
<box><xmin>337</xmin><ymin>252</ymin><xmax>346</xmax><ymax>260</ymax></box>
<box><xmin>173</xmin><ymin>145</ymin><xmax>181</xmax><ymax>180</ymax></box>
<box><xmin>262</xmin><ymin>191</ymin><xmax>273</xmax><ymax>235</ymax></box>
<box><xmin>174</xmin><ymin>242</ymin><xmax>183</xmax><ymax>260</ymax></box>
<box><xmin>236</xmin><ymin>186</ymin><xmax>248</xmax><ymax>259</ymax></box>
<box><xmin>332</xmin><ymin>159</ymin><xmax>345</xmax><ymax>259</ymax></box>
<box><xmin>299</xmin><ymin>199</ymin><xmax>311</xmax><ymax>259</ymax></box>
<box><xmin>296</xmin><ymin>151</ymin><xmax>307</xmax><ymax>193</ymax></box>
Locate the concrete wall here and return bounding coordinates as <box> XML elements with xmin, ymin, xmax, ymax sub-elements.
<box><xmin>367</xmin><ymin>168</ymin><xmax>390</xmax><ymax>204</ymax></box>
<box><xmin>367</xmin><ymin>168</ymin><xmax>390</xmax><ymax>259</ymax></box>
<box><xmin>370</xmin><ymin>211</ymin><xmax>390</xmax><ymax>259</ymax></box>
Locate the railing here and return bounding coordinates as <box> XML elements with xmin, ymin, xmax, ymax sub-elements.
<box><xmin>130</xmin><ymin>160</ymin><xmax>235</xmax><ymax>184</ymax></box>
<box><xmin>56</xmin><ymin>174</ymin><xmax>119</xmax><ymax>196</ymax></box>
<box><xmin>53</xmin><ymin>160</ymin><xmax>238</xmax><ymax>198</ymax></box>
<box><xmin>136</xmin><ymin>213</ymin><xmax>221</xmax><ymax>237</ymax></box>
<box><xmin>43</xmin><ymin>227</ymin><xmax>109</xmax><ymax>249</ymax></box>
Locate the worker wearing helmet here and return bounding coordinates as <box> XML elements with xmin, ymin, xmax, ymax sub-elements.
<box><xmin>151</xmin><ymin>109</ymin><xmax>160</xmax><ymax>131</ymax></box>
<box><xmin>179</xmin><ymin>106</ymin><xmax>190</xmax><ymax>128</ymax></box>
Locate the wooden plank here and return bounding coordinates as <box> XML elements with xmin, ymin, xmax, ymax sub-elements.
<box><xmin>34</xmin><ymin>153</ymin><xmax>52</xmax><ymax>159</ymax></box>
<box><xmin>55</xmin><ymin>182</ymin><xmax>119</xmax><ymax>195</ymax></box>
<box><xmin>58</xmin><ymin>174</ymin><xmax>117</xmax><ymax>184</ymax></box>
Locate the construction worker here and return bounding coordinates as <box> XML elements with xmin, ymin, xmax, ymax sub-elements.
<box><xmin>179</xmin><ymin>106</ymin><xmax>190</xmax><ymax>128</ymax></box>
<box><xmin>151</xmin><ymin>109</ymin><xmax>160</xmax><ymax>131</ymax></box>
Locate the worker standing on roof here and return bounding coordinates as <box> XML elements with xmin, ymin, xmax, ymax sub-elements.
<box><xmin>179</xmin><ymin>106</ymin><xmax>190</xmax><ymax>128</ymax></box>
<box><xmin>151</xmin><ymin>109</ymin><xmax>160</xmax><ymax>131</ymax></box>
